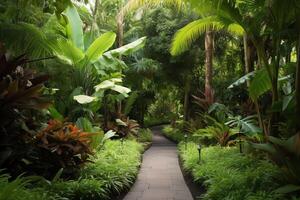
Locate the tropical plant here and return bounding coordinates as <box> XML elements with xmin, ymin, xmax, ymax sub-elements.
<box><xmin>34</xmin><ymin>120</ymin><xmax>94</xmax><ymax>177</ymax></box>
<box><xmin>251</xmin><ymin>133</ymin><xmax>300</xmax><ymax>194</ymax></box>
<box><xmin>0</xmin><ymin>48</ymin><xmax>51</xmax><ymax>176</ymax></box>
<box><xmin>0</xmin><ymin>172</ymin><xmax>51</xmax><ymax>200</ymax></box>
<box><xmin>194</xmin><ymin>121</ymin><xmax>238</xmax><ymax>146</ymax></box>
<box><xmin>107</xmin><ymin>117</ymin><xmax>140</xmax><ymax>138</ymax></box>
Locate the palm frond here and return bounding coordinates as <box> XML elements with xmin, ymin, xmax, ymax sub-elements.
<box><xmin>171</xmin><ymin>16</ymin><xmax>224</xmax><ymax>56</ymax></box>
<box><xmin>123</xmin><ymin>0</ymin><xmax>184</xmax><ymax>14</ymax></box>
<box><xmin>227</xmin><ymin>23</ymin><xmax>245</xmax><ymax>35</ymax></box>
<box><xmin>0</xmin><ymin>23</ymin><xmax>54</xmax><ymax>58</ymax></box>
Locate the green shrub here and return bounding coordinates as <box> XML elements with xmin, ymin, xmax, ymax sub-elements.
<box><xmin>45</xmin><ymin>140</ymin><xmax>143</xmax><ymax>200</ymax></box>
<box><xmin>178</xmin><ymin>143</ymin><xmax>284</xmax><ymax>200</ymax></box>
<box><xmin>162</xmin><ymin>125</ymin><xmax>185</xmax><ymax>142</ymax></box>
<box><xmin>144</xmin><ymin>117</ymin><xmax>170</xmax><ymax>127</ymax></box>
<box><xmin>137</xmin><ymin>128</ymin><xmax>153</xmax><ymax>143</ymax></box>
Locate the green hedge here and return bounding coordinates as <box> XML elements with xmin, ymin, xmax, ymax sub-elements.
<box><xmin>178</xmin><ymin>143</ymin><xmax>284</xmax><ymax>200</ymax></box>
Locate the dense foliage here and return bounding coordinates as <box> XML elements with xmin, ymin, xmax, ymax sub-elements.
<box><xmin>179</xmin><ymin>143</ymin><xmax>284</xmax><ymax>200</ymax></box>
<box><xmin>1</xmin><ymin>0</ymin><xmax>300</xmax><ymax>199</ymax></box>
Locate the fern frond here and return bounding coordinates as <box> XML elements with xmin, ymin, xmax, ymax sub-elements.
<box><xmin>171</xmin><ymin>16</ymin><xmax>224</xmax><ymax>56</ymax></box>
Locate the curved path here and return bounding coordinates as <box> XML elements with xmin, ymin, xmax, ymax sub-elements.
<box><xmin>123</xmin><ymin>126</ymin><xmax>193</xmax><ymax>200</ymax></box>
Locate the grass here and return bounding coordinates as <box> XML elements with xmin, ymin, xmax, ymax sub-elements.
<box><xmin>178</xmin><ymin>143</ymin><xmax>284</xmax><ymax>200</ymax></box>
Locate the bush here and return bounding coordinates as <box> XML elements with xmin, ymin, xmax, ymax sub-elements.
<box><xmin>162</xmin><ymin>125</ymin><xmax>197</xmax><ymax>143</ymax></box>
<box><xmin>137</xmin><ymin>128</ymin><xmax>153</xmax><ymax>143</ymax></box>
<box><xmin>46</xmin><ymin>140</ymin><xmax>143</xmax><ymax>200</ymax></box>
<box><xmin>178</xmin><ymin>143</ymin><xmax>284</xmax><ymax>200</ymax></box>
<box><xmin>162</xmin><ymin>125</ymin><xmax>184</xmax><ymax>143</ymax></box>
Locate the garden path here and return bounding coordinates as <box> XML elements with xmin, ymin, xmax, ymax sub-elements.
<box><xmin>123</xmin><ymin>126</ymin><xmax>193</xmax><ymax>200</ymax></box>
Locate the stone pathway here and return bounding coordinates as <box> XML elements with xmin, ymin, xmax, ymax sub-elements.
<box><xmin>123</xmin><ymin>126</ymin><xmax>193</xmax><ymax>200</ymax></box>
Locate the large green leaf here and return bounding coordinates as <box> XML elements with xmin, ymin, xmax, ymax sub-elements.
<box><xmin>94</xmin><ymin>80</ymin><xmax>115</xmax><ymax>91</ymax></box>
<box><xmin>228</xmin><ymin>71</ymin><xmax>256</xmax><ymax>89</ymax></box>
<box><xmin>76</xmin><ymin>117</ymin><xmax>94</xmax><ymax>132</ymax></box>
<box><xmin>105</xmin><ymin>37</ymin><xmax>147</xmax><ymax>57</ymax></box>
<box><xmin>249</xmin><ymin>69</ymin><xmax>272</xmax><ymax>100</ymax></box>
<box><xmin>86</xmin><ymin>32</ymin><xmax>116</xmax><ymax>63</ymax></box>
<box><xmin>48</xmin><ymin>106</ymin><xmax>64</xmax><ymax>121</ymax></box>
<box><xmin>53</xmin><ymin>39</ymin><xmax>84</xmax><ymax>65</ymax></box>
<box><xmin>64</xmin><ymin>4</ymin><xmax>84</xmax><ymax>50</ymax></box>
<box><xmin>274</xmin><ymin>184</ymin><xmax>300</xmax><ymax>194</ymax></box>
<box><xmin>73</xmin><ymin>95</ymin><xmax>96</xmax><ymax>104</ymax></box>
<box><xmin>111</xmin><ymin>85</ymin><xmax>131</xmax><ymax>95</ymax></box>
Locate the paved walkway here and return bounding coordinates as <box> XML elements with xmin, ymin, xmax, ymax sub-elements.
<box><xmin>123</xmin><ymin>126</ymin><xmax>193</xmax><ymax>200</ymax></box>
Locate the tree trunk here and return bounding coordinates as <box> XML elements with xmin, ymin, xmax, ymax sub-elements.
<box><xmin>204</xmin><ymin>30</ymin><xmax>214</xmax><ymax>104</ymax></box>
<box><xmin>296</xmin><ymin>35</ymin><xmax>300</xmax><ymax>132</ymax></box>
<box><xmin>116</xmin><ymin>7</ymin><xmax>125</xmax><ymax>116</ymax></box>
<box><xmin>243</xmin><ymin>34</ymin><xmax>254</xmax><ymax>86</ymax></box>
<box><xmin>183</xmin><ymin>78</ymin><xmax>191</xmax><ymax>121</ymax></box>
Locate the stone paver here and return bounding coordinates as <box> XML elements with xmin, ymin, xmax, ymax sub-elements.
<box><xmin>123</xmin><ymin>126</ymin><xmax>193</xmax><ymax>200</ymax></box>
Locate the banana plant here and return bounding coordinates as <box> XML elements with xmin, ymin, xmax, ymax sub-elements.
<box><xmin>73</xmin><ymin>77</ymin><xmax>131</xmax><ymax>105</ymax></box>
<box><xmin>51</xmin><ymin>4</ymin><xmax>117</xmax><ymax>67</ymax></box>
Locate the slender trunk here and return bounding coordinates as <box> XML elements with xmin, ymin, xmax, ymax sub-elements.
<box><xmin>244</xmin><ymin>34</ymin><xmax>264</xmax><ymax>134</ymax></box>
<box><xmin>116</xmin><ymin>7</ymin><xmax>125</xmax><ymax>116</ymax></box>
<box><xmin>184</xmin><ymin>79</ymin><xmax>191</xmax><ymax>121</ymax></box>
<box><xmin>205</xmin><ymin>30</ymin><xmax>214</xmax><ymax>104</ymax></box>
<box><xmin>93</xmin><ymin>0</ymin><xmax>99</xmax><ymax>18</ymax></box>
<box><xmin>243</xmin><ymin>34</ymin><xmax>253</xmax><ymax>86</ymax></box>
<box><xmin>116</xmin><ymin>10</ymin><xmax>124</xmax><ymax>48</ymax></box>
<box><xmin>252</xmin><ymin>37</ymin><xmax>279</xmax><ymax>136</ymax></box>
<box><xmin>296</xmin><ymin>35</ymin><xmax>300</xmax><ymax>132</ymax></box>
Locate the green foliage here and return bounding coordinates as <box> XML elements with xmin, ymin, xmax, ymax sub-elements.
<box><xmin>193</xmin><ymin>121</ymin><xmax>238</xmax><ymax>146</ymax></box>
<box><xmin>171</xmin><ymin>16</ymin><xmax>244</xmax><ymax>56</ymax></box>
<box><xmin>178</xmin><ymin>143</ymin><xmax>283</xmax><ymax>200</ymax></box>
<box><xmin>249</xmin><ymin>69</ymin><xmax>272</xmax><ymax>101</ymax></box>
<box><xmin>0</xmin><ymin>173</ymin><xmax>52</xmax><ymax>200</ymax></box>
<box><xmin>36</xmin><ymin>140</ymin><xmax>143</xmax><ymax>200</ymax></box>
<box><xmin>137</xmin><ymin>128</ymin><xmax>153</xmax><ymax>143</ymax></box>
<box><xmin>162</xmin><ymin>125</ymin><xmax>186</xmax><ymax>143</ymax></box>
<box><xmin>34</xmin><ymin>120</ymin><xmax>94</xmax><ymax>178</ymax></box>
<box><xmin>251</xmin><ymin>133</ymin><xmax>300</xmax><ymax>193</ymax></box>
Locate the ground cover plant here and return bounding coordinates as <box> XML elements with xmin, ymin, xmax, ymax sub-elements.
<box><xmin>178</xmin><ymin>143</ymin><xmax>285</xmax><ymax>200</ymax></box>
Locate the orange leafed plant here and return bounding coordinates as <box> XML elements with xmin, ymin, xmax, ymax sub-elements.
<box><xmin>35</xmin><ymin>120</ymin><xmax>94</xmax><ymax>173</ymax></box>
